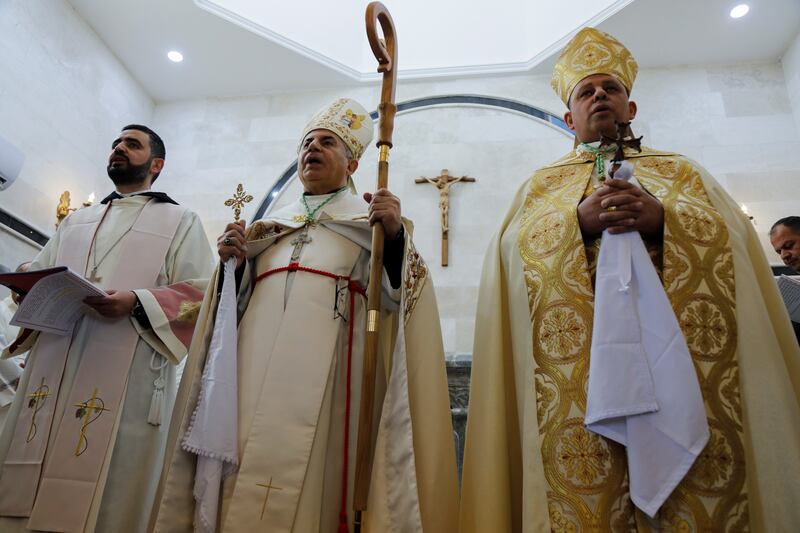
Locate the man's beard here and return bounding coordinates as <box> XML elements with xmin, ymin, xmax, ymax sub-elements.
<box><xmin>107</xmin><ymin>157</ymin><xmax>151</xmax><ymax>187</ymax></box>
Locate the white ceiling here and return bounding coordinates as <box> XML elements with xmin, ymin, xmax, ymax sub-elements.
<box><xmin>67</xmin><ymin>0</ymin><xmax>800</xmax><ymax>102</ymax></box>
<box><xmin>197</xmin><ymin>0</ymin><xmax>631</xmax><ymax>73</ymax></box>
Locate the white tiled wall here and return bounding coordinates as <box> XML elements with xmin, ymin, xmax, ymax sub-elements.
<box><xmin>782</xmin><ymin>32</ymin><xmax>800</xmax><ymax>133</ymax></box>
<box><xmin>0</xmin><ymin>0</ymin><xmax>153</xmax><ymax>271</ymax></box>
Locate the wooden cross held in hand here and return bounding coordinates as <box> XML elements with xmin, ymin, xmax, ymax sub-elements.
<box><xmin>224</xmin><ymin>183</ymin><xmax>253</xmax><ymax>223</ymax></box>
<box><xmin>415</xmin><ymin>169</ymin><xmax>475</xmax><ymax>266</ymax></box>
<box><xmin>600</xmin><ymin>121</ymin><xmax>642</xmax><ymax>178</ymax></box>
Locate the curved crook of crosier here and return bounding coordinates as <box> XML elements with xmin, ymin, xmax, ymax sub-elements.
<box><xmin>366</xmin><ymin>2</ymin><xmax>397</xmax><ymax>78</ymax></box>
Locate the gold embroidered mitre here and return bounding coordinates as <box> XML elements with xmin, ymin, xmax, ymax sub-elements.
<box><xmin>551</xmin><ymin>27</ymin><xmax>638</xmax><ymax>106</ymax></box>
<box><xmin>298</xmin><ymin>98</ymin><xmax>374</xmax><ymax>160</ymax></box>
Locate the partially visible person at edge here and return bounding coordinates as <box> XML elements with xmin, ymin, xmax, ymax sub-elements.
<box><xmin>0</xmin><ymin>262</ymin><xmax>31</xmax><ymax>434</ymax></box>
<box><xmin>770</xmin><ymin>216</ymin><xmax>800</xmax><ymax>272</ymax></box>
<box><xmin>770</xmin><ymin>216</ymin><xmax>800</xmax><ymax>345</ymax></box>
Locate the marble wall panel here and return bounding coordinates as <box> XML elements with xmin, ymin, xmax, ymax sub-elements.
<box><xmin>783</xmin><ymin>32</ymin><xmax>800</xmax><ymax>132</ymax></box>
<box><xmin>0</xmin><ymin>0</ymin><xmax>153</xmax><ymax>261</ymax></box>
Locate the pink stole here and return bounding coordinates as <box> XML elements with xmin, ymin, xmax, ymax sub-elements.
<box><xmin>0</xmin><ymin>199</ymin><xmax>184</xmax><ymax>532</ymax></box>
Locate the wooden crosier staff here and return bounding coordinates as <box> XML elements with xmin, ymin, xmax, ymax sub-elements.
<box><xmin>353</xmin><ymin>3</ymin><xmax>396</xmax><ymax>531</ymax></box>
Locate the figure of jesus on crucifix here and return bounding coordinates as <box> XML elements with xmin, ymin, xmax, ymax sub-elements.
<box><xmin>415</xmin><ymin>169</ymin><xmax>475</xmax><ymax>266</ymax></box>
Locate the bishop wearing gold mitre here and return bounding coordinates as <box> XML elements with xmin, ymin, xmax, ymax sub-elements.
<box><xmin>151</xmin><ymin>98</ymin><xmax>458</xmax><ymax>533</ymax></box>
<box><xmin>460</xmin><ymin>28</ymin><xmax>800</xmax><ymax>531</ymax></box>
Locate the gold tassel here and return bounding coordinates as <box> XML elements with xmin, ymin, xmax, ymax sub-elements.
<box><xmin>176</xmin><ymin>300</ymin><xmax>201</xmax><ymax>323</ymax></box>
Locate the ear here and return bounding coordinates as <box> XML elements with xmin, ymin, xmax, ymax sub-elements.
<box><xmin>346</xmin><ymin>158</ymin><xmax>359</xmax><ymax>176</ymax></box>
<box><xmin>564</xmin><ymin>110</ymin><xmax>576</xmax><ymax>132</ymax></box>
<box><xmin>628</xmin><ymin>101</ymin><xmax>637</xmax><ymax>121</ymax></box>
<box><xmin>149</xmin><ymin>158</ymin><xmax>165</xmax><ymax>177</ymax></box>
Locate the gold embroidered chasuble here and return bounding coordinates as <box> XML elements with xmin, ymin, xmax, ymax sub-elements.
<box><xmin>460</xmin><ymin>147</ymin><xmax>800</xmax><ymax>532</ymax></box>
<box><xmin>151</xmin><ymin>192</ymin><xmax>459</xmax><ymax>533</ymax></box>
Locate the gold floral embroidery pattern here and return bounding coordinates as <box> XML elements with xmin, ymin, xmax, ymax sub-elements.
<box><xmin>562</xmin><ymin>242</ymin><xmax>594</xmax><ymax>298</ymax></box>
<box><xmin>690</xmin><ymin>430</ymin><xmax>733</xmax><ymax>490</ymax></box>
<box><xmin>684</xmin><ymin>421</ymin><xmax>745</xmax><ymax>498</ymax></box>
<box><xmin>557</xmin><ymin>422</ymin><xmax>611</xmax><ymax>487</ymax></box>
<box><xmin>524</xmin><ymin>269</ymin><xmax>544</xmax><ymax>315</ymax></box>
<box><xmin>536</xmin><ymin>304</ymin><xmax>589</xmax><ymax>363</ymax></box>
<box><xmin>712</xmin><ymin>251</ymin><xmax>736</xmax><ymax>301</ymax></box>
<box><xmin>663</xmin><ymin>243</ymin><xmax>693</xmax><ymax>294</ymax></box>
<box><xmin>674</xmin><ymin>202</ymin><xmax>720</xmax><ymax>245</ymax></box>
<box><xmin>549</xmin><ymin>502</ymin><xmax>579</xmax><ymax>533</ymax></box>
<box><xmin>402</xmin><ymin>237</ymin><xmax>428</xmax><ymax>324</ymax></box>
<box><xmin>535</xmin><ymin>371</ymin><xmax>559</xmax><ymax>427</ymax></box>
<box><xmin>246</xmin><ymin>221</ymin><xmax>283</xmax><ymax>242</ymax></box>
<box><xmin>719</xmin><ymin>367</ymin><xmax>743</xmax><ymax>428</ymax></box>
<box><xmin>518</xmin><ymin>147</ymin><xmax>748</xmax><ymax>530</ymax></box>
<box><xmin>639</xmin><ymin>157</ymin><xmax>679</xmax><ymax>177</ymax></box>
<box><xmin>520</xmin><ymin>211</ymin><xmax>570</xmax><ymax>260</ymax></box>
<box><xmin>678</xmin><ymin>296</ymin><xmax>733</xmax><ymax>360</ymax></box>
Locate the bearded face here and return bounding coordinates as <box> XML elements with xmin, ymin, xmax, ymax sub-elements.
<box><xmin>106</xmin><ymin>129</ymin><xmax>162</xmax><ymax>188</ymax></box>
<box><xmin>107</xmin><ymin>153</ymin><xmax>152</xmax><ymax>186</ymax></box>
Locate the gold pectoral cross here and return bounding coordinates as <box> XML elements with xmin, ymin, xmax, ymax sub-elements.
<box><xmin>256</xmin><ymin>476</ymin><xmax>283</xmax><ymax>520</ymax></box>
<box><xmin>73</xmin><ymin>388</ymin><xmax>110</xmax><ymax>456</ymax></box>
<box><xmin>26</xmin><ymin>378</ymin><xmax>51</xmax><ymax>443</ymax></box>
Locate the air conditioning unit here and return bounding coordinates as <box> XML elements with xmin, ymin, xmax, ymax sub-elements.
<box><xmin>0</xmin><ymin>135</ymin><xmax>25</xmax><ymax>190</ymax></box>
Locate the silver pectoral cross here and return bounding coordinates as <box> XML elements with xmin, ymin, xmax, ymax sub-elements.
<box><xmin>283</xmin><ymin>228</ymin><xmax>313</xmax><ymax>308</ymax></box>
<box><xmin>289</xmin><ymin>229</ymin><xmax>312</xmax><ymax>263</ymax></box>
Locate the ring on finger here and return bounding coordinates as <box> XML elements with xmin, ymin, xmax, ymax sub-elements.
<box><xmin>223</xmin><ymin>237</ymin><xmax>232</xmax><ymax>246</ymax></box>
<box><xmin>607</xmin><ymin>205</ymin><xmax>618</xmax><ymax>212</ymax></box>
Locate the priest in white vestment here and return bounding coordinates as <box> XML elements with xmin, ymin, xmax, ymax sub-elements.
<box><xmin>151</xmin><ymin>98</ymin><xmax>459</xmax><ymax>533</ymax></box>
<box><xmin>0</xmin><ymin>125</ymin><xmax>214</xmax><ymax>533</ymax></box>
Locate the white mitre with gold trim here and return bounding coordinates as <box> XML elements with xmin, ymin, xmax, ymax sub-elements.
<box><xmin>298</xmin><ymin>98</ymin><xmax>374</xmax><ymax>160</ymax></box>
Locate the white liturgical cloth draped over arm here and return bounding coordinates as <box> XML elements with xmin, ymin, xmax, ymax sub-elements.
<box><xmin>584</xmin><ymin>164</ymin><xmax>709</xmax><ymax>517</ymax></box>
<box><xmin>182</xmin><ymin>258</ymin><xmax>240</xmax><ymax>533</ymax></box>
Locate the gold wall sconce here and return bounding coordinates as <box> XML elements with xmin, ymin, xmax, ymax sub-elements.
<box><xmin>56</xmin><ymin>191</ymin><xmax>95</xmax><ymax>227</ymax></box>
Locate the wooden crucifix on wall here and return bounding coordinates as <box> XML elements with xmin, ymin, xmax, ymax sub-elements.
<box><xmin>415</xmin><ymin>169</ymin><xmax>475</xmax><ymax>266</ymax></box>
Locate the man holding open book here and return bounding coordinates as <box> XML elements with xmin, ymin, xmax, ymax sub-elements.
<box><xmin>0</xmin><ymin>125</ymin><xmax>213</xmax><ymax>533</ymax></box>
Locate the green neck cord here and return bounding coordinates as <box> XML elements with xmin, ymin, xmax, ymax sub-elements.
<box><xmin>579</xmin><ymin>143</ymin><xmax>617</xmax><ymax>178</ymax></box>
<box><xmin>301</xmin><ymin>186</ymin><xmax>347</xmax><ymax>223</ymax></box>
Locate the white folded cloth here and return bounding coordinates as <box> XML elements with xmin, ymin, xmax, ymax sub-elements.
<box><xmin>584</xmin><ymin>163</ymin><xmax>709</xmax><ymax>517</ymax></box>
<box><xmin>182</xmin><ymin>258</ymin><xmax>240</xmax><ymax>533</ymax></box>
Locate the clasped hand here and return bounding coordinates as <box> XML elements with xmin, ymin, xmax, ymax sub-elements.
<box><xmin>577</xmin><ymin>178</ymin><xmax>664</xmax><ymax>239</ymax></box>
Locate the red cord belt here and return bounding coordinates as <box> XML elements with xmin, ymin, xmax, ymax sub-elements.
<box><xmin>256</xmin><ymin>262</ymin><xmax>365</xmax><ymax>532</ymax></box>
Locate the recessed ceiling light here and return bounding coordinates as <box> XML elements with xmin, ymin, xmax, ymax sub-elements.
<box><xmin>167</xmin><ymin>50</ymin><xmax>184</xmax><ymax>63</ymax></box>
<box><xmin>729</xmin><ymin>4</ymin><xmax>749</xmax><ymax>18</ymax></box>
